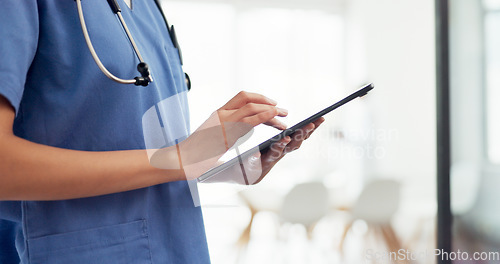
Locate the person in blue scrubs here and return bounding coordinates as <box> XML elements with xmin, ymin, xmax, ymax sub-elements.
<box><xmin>0</xmin><ymin>1</ymin><xmax>324</xmax><ymax>263</ymax></box>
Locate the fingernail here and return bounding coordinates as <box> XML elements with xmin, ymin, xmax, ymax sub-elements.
<box><xmin>268</xmin><ymin>98</ymin><xmax>278</xmax><ymax>105</ymax></box>
<box><xmin>278</xmin><ymin>121</ymin><xmax>288</xmax><ymax>129</ymax></box>
<box><xmin>278</xmin><ymin>107</ymin><xmax>288</xmax><ymax>115</ymax></box>
<box><xmin>249</xmin><ymin>155</ymin><xmax>260</xmax><ymax>166</ymax></box>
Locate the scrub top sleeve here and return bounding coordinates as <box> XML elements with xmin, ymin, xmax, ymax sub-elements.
<box><xmin>0</xmin><ymin>1</ymin><xmax>39</xmax><ymax>114</ymax></box>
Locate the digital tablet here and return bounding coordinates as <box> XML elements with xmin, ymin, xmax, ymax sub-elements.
<box><xmin>197</xmin><ymin>83</ymin><xmax>374</xmax><ymax>182</ymax></box>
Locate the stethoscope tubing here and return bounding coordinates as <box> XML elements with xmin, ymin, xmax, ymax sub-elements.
<box><xmin>116</xmin><ymin>11</ymin><xmax>145</xmax><ymax>63</ymax></box>
<box><xmin>76</xmin><ymin>0</ymin><xmax>140</xmax><ymax>85</ymax></box>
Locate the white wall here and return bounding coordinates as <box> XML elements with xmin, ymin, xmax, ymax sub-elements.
<box><xmin>345</xmin><ymin>0</ymin><xmax>437</xmax><ymax>209</ymax></box>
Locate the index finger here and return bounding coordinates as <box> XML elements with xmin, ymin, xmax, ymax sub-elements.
<box><xmin>220</xmin><ymin>91</ymin><xmax>278</xmax><ymax>110</ymax></box>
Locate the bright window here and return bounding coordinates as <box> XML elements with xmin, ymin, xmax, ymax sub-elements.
<box><xmin>161</xmin><ymin>1</ymin><xmax>345</xmax><ymax>128</ymax></box>
<box><xmin>484</xmin><ymin>2</ymin><xmax>500</xmax><ymax>163</ymax></box>
<box><xmin>162</xmin><ymin>1</ymin><xmax>346</xmax><ymax>181</ymax></box>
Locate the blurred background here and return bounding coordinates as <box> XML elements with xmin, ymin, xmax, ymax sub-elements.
<box><xmin>450</xmin><ymin>0</ymin><xmax>500</xmax><ymax>263</ymax></box>
<box><xmin>154</xmin><ymin>0</ymin><xmax>481</xmax><ymax>263</ymax></box>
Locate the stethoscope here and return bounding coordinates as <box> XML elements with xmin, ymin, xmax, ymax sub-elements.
<box><xmin>75</xmin><ymin>0</ymin><xmax>190</xmax><ymax>89</ymax></box>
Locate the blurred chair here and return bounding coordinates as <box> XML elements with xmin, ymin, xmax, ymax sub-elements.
<box><xmin>280</xmin><ymin>182</ymin><xmax>329</xmax><ymax>238</ymax></box>
<box><xmin>339</xmin><ymin>179</ymin><xmax>401</xmax><ymax>256</ymax></box>
<box><xmin>236</xmin><ymin>182</ymin><xmax>329</xmax><ymax>246</ymax></box>
<box><xmin>236</xmin><ymin>188</ymin><xmax>282</xmax><ymax>246</ymax></box>
<box><xmin>279</xmin><ymin>182</ymin><xmax>329</xmax><ymax>239</ymax></box>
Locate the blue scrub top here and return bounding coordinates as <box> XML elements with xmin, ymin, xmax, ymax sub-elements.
<box><xmin>0</xmin><ymin>1</ymin><xmax>210</xmax><ymax>263</ymax></box>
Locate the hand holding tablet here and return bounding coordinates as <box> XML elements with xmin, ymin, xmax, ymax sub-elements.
<box><xmin>197</xmin><ymin>83</ymin><xmax>375</xmax><ymax>183</ymax></box>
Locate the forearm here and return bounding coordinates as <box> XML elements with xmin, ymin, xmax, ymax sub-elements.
<box><xmin>0</xmin><ymin>134</ymin><xmax>184</xmax><ymax>201</ymax></box>
<box><xmin>0</xmin><ymin>90</ymin><xmax>289</xmax><ymax>200</ymax></box>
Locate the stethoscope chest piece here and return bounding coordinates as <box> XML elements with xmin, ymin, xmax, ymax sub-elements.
<box><xmin>76</xmin><ymin>0</ymin><xmax>189</xmax><ymax>89</ymax></box>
